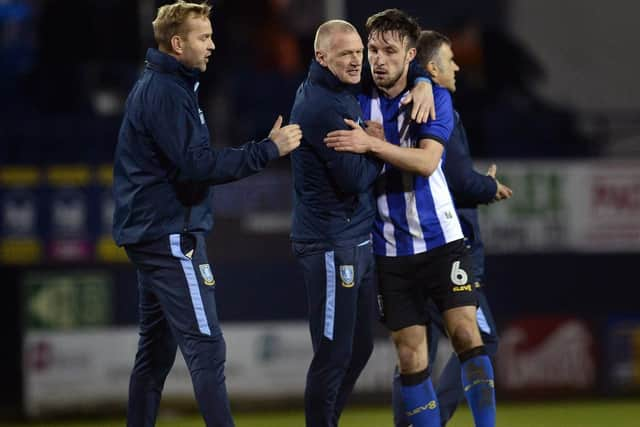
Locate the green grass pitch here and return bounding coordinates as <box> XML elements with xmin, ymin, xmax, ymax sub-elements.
<box><xmin>4</xmin><ymin>399</ymin><xmax>639</xmax><ymax>427</ymax></box>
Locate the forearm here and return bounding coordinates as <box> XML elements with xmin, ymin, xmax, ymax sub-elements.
<box><xmin>370</xmin><ymin>139</ymin><xmax>437</xmax><ymax>177</ymax></box>
<box><xmin>448</xmin><ymin>170</ymin><xmax>498</xmax><ymax>206</ymax></box>
<box><xmin>179</xmin><ymin>139</ymin><xmax>278</xmax><ymax>184</ymax></box>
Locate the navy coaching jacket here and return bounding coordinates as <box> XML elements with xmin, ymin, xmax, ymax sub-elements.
<box><xmin>443</xmin><ymin>111</ymin><xmax>497</xmax><ymax>283</ymax></box>
<box><xmin>290</xmin><ymin>60</ymin><xmax>382</xmax><ymax>245</ymax></box>
<box><xmin>112</xmin><ymin>48</ymin><xmax>280</xmax><ymax>246</ymax></box>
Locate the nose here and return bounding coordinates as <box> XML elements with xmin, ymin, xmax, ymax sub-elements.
<box><xmin>209</xmin><ymin>39</ymin><xmax>216</xmax><ymax>51</ymax></box>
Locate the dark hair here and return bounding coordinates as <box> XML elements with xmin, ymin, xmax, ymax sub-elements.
<box><xmin>416</xmin><ymin>30</ymin><xmax>451</xmax><ymax>69</ymax></box>
<box><xmin>365</xmin><ymin>9</ymin><xmax>420</xmax><ymax>48</ymax></box>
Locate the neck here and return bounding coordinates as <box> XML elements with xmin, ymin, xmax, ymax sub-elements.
<box><xmin>158</xmin><ymin>45</ymin><xmax>180</xmax><ymax>62</ymax></box>
<box><xmin>379</xmin><ymin>73</ymin><xmax>408</xmax><ymax>99</ymax></box>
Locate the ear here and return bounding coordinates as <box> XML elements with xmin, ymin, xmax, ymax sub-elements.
<box><xmin>406</xmin><ymin>47</ymin><xmax>416</xmax><ymax>64</ymax></box>
<box><xmin>170</xmin><ymin>35</ymin><xmax>183</xmax><ymax>55</ymax></box>
<box><xmin>315</xmin><ymin>50</ymin><xmax>326</xmax><ymax>66</ymax></box>
<box><xmin>426</xmin><ymin>60</ymin><xmax>438</xmax><ymax>79</ymax></box>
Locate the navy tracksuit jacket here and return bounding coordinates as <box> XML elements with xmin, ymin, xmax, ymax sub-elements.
<box><xmin>112</xmin><ymin>48</ymin><xmax>280</xmax><ymax>427</ymax></box>
<box><xmin>290</xmin><ymin>60</ymin><xmax>382</xmax><ymax>427</ymax></box>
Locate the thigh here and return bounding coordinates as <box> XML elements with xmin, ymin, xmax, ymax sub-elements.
<box><xmin>294</xmin><ymin>243</ymin><xmax>332</xmax><ymax>348</ymax></box>
<box><xmin>132</xmin><ymin>269</ymin><xmax>178</xmax><ymax>360</ymax></box>
<box><xmin>128</xmin><ymin>233</ymin><xmax>221</xmax><ymax>339</ymax></box>
<box><xmin>355</xmin><ymin>243</ymin><xmax>377</xmax><ymax>333</ymax></box>
<box><xmin>376</xmin><ymin>255</ymin><xmax>426</xmax><ymax>332</ymax></box>
<box><xmin>421</xmin><ymin>240</ymin><xmax>477</xmax><ymax>314</ymax></box>
<box><xmin>294</xmin><ymin>241</ymin><xmax>373</xmax><ymax>350</ymax></box>
<box><xmin>426</xmin><ymin>300</ymin><xmax>445</xmax><ymax>364</ymax></box>
<box><xmin>442</xmin><ymin>305</ymin><xmax>483</xmax><ymax>349</ymax></box>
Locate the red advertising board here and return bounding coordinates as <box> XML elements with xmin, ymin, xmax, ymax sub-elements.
<box><xmin>496</xmin><ymin>316</ymin><xmax>598</xmax><ymax>396</ymax></box>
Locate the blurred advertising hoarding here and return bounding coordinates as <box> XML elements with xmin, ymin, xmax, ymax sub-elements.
<box><xmin>606</xmin><ymin>316</ymin><xmax>640</xmax><ymax>392</ymax></box>
<box><xmin>495</xmin><ymin>316</ymin><xmax>598</xmax><ymax>396</ymax></box>
<box><xmin>2</xmin><ymin>160</ymin><xmax>638</xmax><ymax>266</ymax></box>
<box><xmin>23</xmin><ymin>322</ymin><xmax>396</xmax><ymax>416</ymax></box>
<box><xmin>477</xmin><ymin>160</ymin><xmax>640</xmax><ymax>253</ymax></box>
<box><xmin>0</xmin><ymin>164</ymin><xmax>126</xmax><ymax>265</ymax></box>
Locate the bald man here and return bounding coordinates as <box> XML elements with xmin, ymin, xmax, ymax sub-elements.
<box><xmin>289</xmin><ymin>20</ymin><xmax>435</xmax><ymax>426</ymax></box>
<box><xmin>289</xmin><ymin>20</ymin><xmax>380</xmax><ymax>427</ymax></box>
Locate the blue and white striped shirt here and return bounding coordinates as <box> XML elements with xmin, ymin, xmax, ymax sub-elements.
<box><xmin>359</xmin><ymin>86</ymin><xmax>463</xmax><ymax>257</ymax></box>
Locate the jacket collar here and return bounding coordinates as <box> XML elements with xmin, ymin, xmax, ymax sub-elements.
<box><xmin>144</xmin><ymin>48</ymin><xmax>200</xmax><ymax>87</ymax></box>
<box><xmin>307</xmin><ymin>59</ymin><xmax>359</xmax><ymax>94</ymax></box>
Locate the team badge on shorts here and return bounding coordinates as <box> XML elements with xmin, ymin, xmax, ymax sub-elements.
<box><xmin>339</xmin><ymin>265</ymin><xmax>354</xmax><ymax>288</ymax></box>
<box><xmin>199</xmin><ymin>264</ymin><xmax>215</xmax><ymax>286</ymax></box>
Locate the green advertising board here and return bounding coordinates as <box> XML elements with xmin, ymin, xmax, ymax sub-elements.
<box><xmin>24</xmin><ymin>271</ymin><xmax>112</xmax><ymax>329</ymax></box>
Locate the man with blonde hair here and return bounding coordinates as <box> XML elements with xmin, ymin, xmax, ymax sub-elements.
<box><xmin>113</xmin><ymin>1</ymin><xmax>301</xmax><ymax>426</ymax></box>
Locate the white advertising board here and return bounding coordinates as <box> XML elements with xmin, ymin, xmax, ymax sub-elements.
<box><xmin>477</xmin><ymin>160</ymin><xmax>640</xmax><ymax>253</ymax></box>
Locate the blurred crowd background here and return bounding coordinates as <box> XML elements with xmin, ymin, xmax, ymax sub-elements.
<box><xmin>3</xmin><ymin>0</ymin><xmax>639</xmax><ymax>164</ymax></box>
<box><xmin>1</xmin><ymin>0</ymin><xmax>639</xmax><ymax>421</ymax></box>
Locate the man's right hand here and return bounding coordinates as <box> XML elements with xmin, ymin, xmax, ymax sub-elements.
<box><xmin>487</xmin><ymin>163</ymin><xmax>513</xmax><ymax>201</ymax></box>
<box><xmin>269</xmin><ymin>115</ymin><xmax>302</xmax><ymax>156</ymax></box>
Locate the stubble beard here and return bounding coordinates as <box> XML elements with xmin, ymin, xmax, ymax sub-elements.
<box><xmin>374</xmin><ymin>69</ymin><xmax>403</xmax><ymax>91</ymax></box>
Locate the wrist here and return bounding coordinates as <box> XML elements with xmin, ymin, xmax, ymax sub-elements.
<box><xmin>415</xmin><ymin>77</ymin><xmax>432</xmax><ymax>85</ymax></box>
<box><xmin>369</xmin><ymin>136</ymin><xmax>386</xmax><ymax>154</ymax></box>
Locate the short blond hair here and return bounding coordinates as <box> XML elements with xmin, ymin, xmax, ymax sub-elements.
<box><xmin>152</xmin><ymin>1</ymin><xmax>212</xmax><ymax>49</ymax></box>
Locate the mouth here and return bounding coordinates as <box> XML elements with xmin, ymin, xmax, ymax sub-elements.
<box><xmin>373</xmin><ymin>69</ymin><xmax>387</xmax><ymax>79</ymax></box>
<box><xmin>346</xmin><ymin>68</ymin><xmax>360</xmax><ymax>76</ymax></box>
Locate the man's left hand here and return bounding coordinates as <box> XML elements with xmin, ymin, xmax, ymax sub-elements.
<box><xmin>401</xmin><ymin>80</ymin><xmax>435</xmax><ymax>123</ymax></box>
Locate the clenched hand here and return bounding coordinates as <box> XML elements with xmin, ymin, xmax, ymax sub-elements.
<box><xmin>487</xmin><ymin>164</ymin><xmax>513</xmax><ymax>201</ymax></box>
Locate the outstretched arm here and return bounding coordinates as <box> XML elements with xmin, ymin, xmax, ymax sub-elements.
<box><xmin>444</xmin><ymin>120</ymin><xmax>512</xmax><ymax>207</ymax></box>
<box><xmin>151</xmin><ymin>93</ymin><xmax>301</xmax><ymax>184</ymax></box>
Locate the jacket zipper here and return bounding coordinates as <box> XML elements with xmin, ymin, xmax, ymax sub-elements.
<box><xmin>183</xmin><ymin>207</ymin><xmax>192</xmax><ymax>232</ymax></box>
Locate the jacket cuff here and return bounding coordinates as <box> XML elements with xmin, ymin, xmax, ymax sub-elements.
<box><xmin>483</xmin><ymin>176</ymin><xmax>498</xmax><ymax>203</ymax></box>
<box><xmin>262</xmin><ymin>138</ymin><xmax>281</xmax><ymax>161</ymax></box>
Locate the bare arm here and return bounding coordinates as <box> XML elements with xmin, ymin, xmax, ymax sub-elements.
<box><xmin>324</xmin><ymin>118</ymin><xmax>443</xmax><ymax>177</ymax></box>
